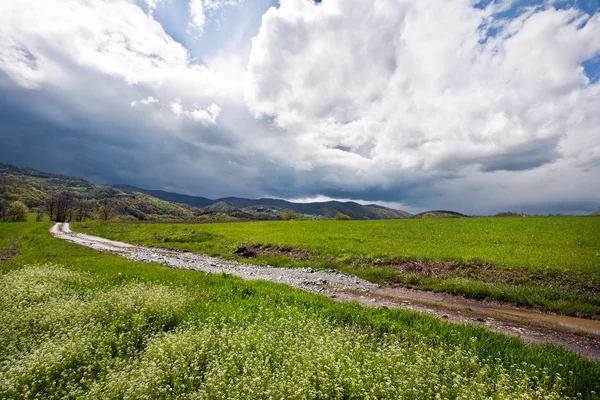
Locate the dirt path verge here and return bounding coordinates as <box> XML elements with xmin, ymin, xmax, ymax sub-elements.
<box><xmin>51</xmin><ymin>223</ymin><xmax>600</xmax><ymax>360</ymax></box>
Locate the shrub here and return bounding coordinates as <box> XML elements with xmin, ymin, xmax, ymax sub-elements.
<box><xmin>334</xmin><ymin>212</ymin><xmax>351</xmax><ymax>220</ymax></box>
<box><xmin>281</xmin><ymin>209</ymin><xmax>297</xmax><ymax>220</ymax></box>
<box><xmin>494</xmin><ymin>212</ymin><xmax>519</xmax><ymax>217</ymax></box>
<box><xmin>6</xmin><ymin>201</ymin><xmax>28</xmax><ymax>222</ymax></box>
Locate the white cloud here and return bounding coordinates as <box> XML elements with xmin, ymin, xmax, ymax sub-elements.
<box><xmin>204</xmin><ymin>0</ymin><xmax>244</xmax><ymax>12</ymax></box>
<box><xmin>188</xmin><ymin>0</ymin><xmax>244</xmax><ymax>36</ymax></box>
<box><xmin>143</xmin><ymin>0</ymin><xmax>162</xmax><ymax>15</ymax></box>
<box><xmin>169</xmin><ymin>99</ymin><xmax>184</xmax><ymax>117</ymax></box>
<box><xmin>141</xmin><ymin>96</ymin><xmax>159</xmax><ymax>105</ymax></box>
<box><xmin>189</xmin><ymin>103</ymin><xmax>221</xmax><ymax>125</ymax></box>
<box><xmin>247</xmin><ymin>0</ymin><xmax>600</xmax><ymax>179</ymax></box>
<box><xmin>188</xmin><ymin>0</ymin><xmax>207</xmax><ymax>34</ymax></box>
<box><xmin>170</xmin><ymin>98</ymin><xmax>220</xmax><ymax>125</ymax></box>
<box><xmin>0</xmin><ymin>0</ymin><xmax>190</xmax><ymax>89</ymax></box>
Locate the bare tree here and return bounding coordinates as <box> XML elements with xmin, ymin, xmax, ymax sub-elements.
<box><xmin>44</xmin><ymin>195</ymin><xmax>57</xmax><ymax>221</ymax></box>
<box><xmin>44</xmin><ymin>191</ymin><xmax>76</xmax><ymax>222</ymax></box>
<box><xmin>99</xmin><ymin>204</ymin><xmax>117</xmax><ymax>221</ymax></box>
<box><xmin>73</xmin><ymin>200</ymin><xmax>94</xmax><ymax>222</ymax></box>
<box><xmin>57</xmin><ymin>192</ymin><xmax>76</xmax><ymax>222</ymax></box>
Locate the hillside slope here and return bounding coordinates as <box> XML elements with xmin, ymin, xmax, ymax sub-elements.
<box><xmin>115</xmin><ymin>185</ymin><xmax>413</xmax><ymax>220</ymax></box>
<box><xmin>0</xmin><ymin>162</ymin><xmax>199</xmax><ymax>220</ymax></box>
<box><xmin>1</xmin><ymin>161</ymin><xmax>412</xmax><ymax>220</ymax></box>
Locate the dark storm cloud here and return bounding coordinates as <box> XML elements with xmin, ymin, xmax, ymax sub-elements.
<box><xmin>478</xmin><ymin>136</ymin><xmax>562</xmax><ymax>172</ymax></box>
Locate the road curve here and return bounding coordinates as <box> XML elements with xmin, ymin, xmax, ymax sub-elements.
<box><xmin>50</xmin><ymin>222</ymin><xmax>379</xmax><ymax>294</ymax></box>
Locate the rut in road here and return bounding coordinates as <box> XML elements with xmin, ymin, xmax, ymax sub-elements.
<box><xmin>50</xmin><ymin>222</ymin><xmax>600</xmax><ymax>360</ymax></box>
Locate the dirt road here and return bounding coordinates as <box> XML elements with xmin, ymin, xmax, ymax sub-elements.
<box><xmin>51</xmin><ymin>222</ymin><xmax>600</xmax><ymax>360</ymax></box>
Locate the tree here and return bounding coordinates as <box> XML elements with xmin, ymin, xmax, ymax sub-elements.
<box><xmin>281</xmin><ymin>209</ymin><xmax>297</xmax><ymax>220</ymax></box>
<box><xmin>334</xmin><ymin>212</ymin><xmax>351</xmax><ymax>220</ymax></box>
<box><xmin>6</xmin><ymin>201</ymin><xmax>28</xmax><ymax>222</ymax></box>
<box><xmin>35</xmin><ymin>210</ymin><xmax>44</xmax><ymax>221</ymax></box>
<box><xmin>44</xmin><ymin>191</ymin><xmax>76</xmax><ymax>222</ymax></box>
<box><xmin>73</xmin><ymin>200</ymin><xmax>94</xmax><ymax>222</ymax></box>
<box><xmin>0</xmin><ymin>200</ymin><xmax>6</xmax><ymax>221</ymax></box>
<box><xmin>55</xmin><ymin>191</ymin><xmax>75</xmax><ymax>222</ymax></box>
<box><xmin>43</xmin><ymin>195</ymin><xmax>56</xmax><ymax>221</ymax></box>
<box><xmin>99</xmin><ymin>204</ymin><xmax>117</xmax><ymax>221</ymax></box>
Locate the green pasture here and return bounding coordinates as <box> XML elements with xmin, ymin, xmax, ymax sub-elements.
<box><xmin>0</xmin><ymin>222</ymin><xmax>599</xmax><ymax>398</ymax></box>
<box><xmin>75</xmin><ymin>216</ymin><xmax>600</xmax><ymax>316</ymax></box>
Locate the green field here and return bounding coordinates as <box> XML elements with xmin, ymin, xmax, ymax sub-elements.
<box><xmin>75</xmin><ymin>216</ymin><xmax>600</xmax><ymax>317</ymax></box>
<box><xmin>1</xmin><ymin>222</ymin><xmax>600</xmax><ymax>398</ymax></box>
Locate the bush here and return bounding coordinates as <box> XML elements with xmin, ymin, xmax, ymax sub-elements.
<box><xmin>281</xmin><ymin>209</ymin><xmax>297</xmax><ymax>220</ymax></box>
<box><xmin>494</xmin><ymin>212</ymin><xmax>519</xmax><ymax>217</ymax></box>
<box><xmin>6</xmin><ymin>201</ymin><xmax>28</xmax><ymax>222</ymax></box>
<box><xmin>334</xmin><ymin>212</ymin><xmax>351</xmax><ymax>220</ymax></box>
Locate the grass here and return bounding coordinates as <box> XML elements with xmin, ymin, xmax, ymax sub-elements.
<box><xmin>0</xmin><ymin>222</ymin><xmax>599</xmax><ymax>398</ymax></box>
<box><xmin>74</xmin><ymin>216</ymin><xmax>600</xmax><ymax>317</ymax></box>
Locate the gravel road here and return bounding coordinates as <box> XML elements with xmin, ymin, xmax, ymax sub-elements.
<box><xmin>50</xmin><ymin>223</ymin><xmax>379</xmax><ymax>294</ymax></box>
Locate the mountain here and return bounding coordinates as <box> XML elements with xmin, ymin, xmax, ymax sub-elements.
<box><xmin>113</xmin><ymin>185</ymin><xmax>213</xmax><ymax>208</ymax></box>
<box><xmin>114</xmin><ymin>184</ymin><xmax>413</xmax><ymax>220</ymax></box>
<box><xmin>0</xmin><ymin>161</ymin><xmax>412</xmax><ymax>221</ymax></box>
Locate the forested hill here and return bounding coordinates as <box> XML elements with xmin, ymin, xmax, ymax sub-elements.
<box><xmin>114</xmin><ymin>185</ymin><xmax>413</xmax><ymax>220</ymax></box>
<box><xmin>0</xmin><ymin>161</ymin><xmax>412</xmax><ymax>221</ymax></box>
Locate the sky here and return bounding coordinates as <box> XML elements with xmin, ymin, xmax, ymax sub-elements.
<box><xmin>0</xmin><ymin>0</ymin><xmax>599</xmax><ymax>215</ymax></box>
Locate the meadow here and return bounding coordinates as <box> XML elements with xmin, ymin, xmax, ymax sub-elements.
<box><xmin>76</xmin><ymin>216</ymin><xmax>600</xmax><ymax>317</ymax></box>
<box><xmin>1</xmin><ymin>222</ymin><xmax>600</xmax><ymax>398</ymax></box>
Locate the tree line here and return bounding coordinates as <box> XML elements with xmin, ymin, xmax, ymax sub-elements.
<box><xmin>1</xmin><ymin>191</ymin><xmax>117</xmax><ymax>222</ymax></box>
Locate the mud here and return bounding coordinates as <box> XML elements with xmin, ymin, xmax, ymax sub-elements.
<box><xmin>235</xmin><ymin>245</ymin><xmax>312</xmax><ymax>260</ymax></box>
<box><xmin>0</xmin><ymin>239</ymin><xmax>20</xmax><ymax>262</ymax></box>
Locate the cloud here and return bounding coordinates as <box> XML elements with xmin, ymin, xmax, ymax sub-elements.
<box><xmin>141</xmin><ymin>96</ymin><xmax>159</xmax><ymax>105</ymax></box>
<box><xmin>131</xmin><ymin>96</ymin><xmax>160</xmax><ymax>107</ymax></box>
<box><xmin>0</xmin><ymin>0</ymin><xmax>599</xmax><ymax>215</ymax></box>
<box><xmin>188</xmin><ymin>0</ymin><xmax>245</xmax><ymax>35</ymax></box>
<box><xmin>188</xmin><ymin>0</ymin><xmax>207</xmax><ymax>34</ymax></box>
<box><xmin>170</xmin><ymin>98</ymin><xmax>221</xmax><ymax>125</ymax></box>
<box><xmin>142</xmin><ymin>0</ymin><xmax>162</xmax><ymax>15</ymax></box>
<box><xmin>247</xmin><ymin>0</ymin><xmax>600</xmax><ymax>175</ymax></box>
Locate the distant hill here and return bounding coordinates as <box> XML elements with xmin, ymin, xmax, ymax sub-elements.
<box><xmin>411</xmin><ymin>210</ymin><xmax>468</xmax><ymax>219</ymax></box>
<box><xmin>114</xmin><ymin>185</ymin><xmax>213</xmax><ymax>208</ymax></box>
<box><xmin>114</xmin><ymin>184</ymin><xmax>413</xmax><ymax>220</ymax></box>
<box><xmin>0</xmin><ymin>162</ymin><xmax>412</xmax><ymax>221</ymax></box>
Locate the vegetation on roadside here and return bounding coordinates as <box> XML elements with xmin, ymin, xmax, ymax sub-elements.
<box><xmin>75</xmin><ymin>216</ymin><xmax>600</xmax><ymax>317</ymax></box>
<box><xmin>1</xmin><ymin>222</ymin><xmax>599</xmax><ymax>398</ymax></box>
<box><xmin>4</xmin><ymin>201</ymin><xmax>28</xmax><ymax>222</ymax></box>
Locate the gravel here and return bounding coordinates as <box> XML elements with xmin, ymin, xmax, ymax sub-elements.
<box><xmin>50</xmin><ymin>223</ymin><xmax>379</xmax><ymax>294</ymax></box>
